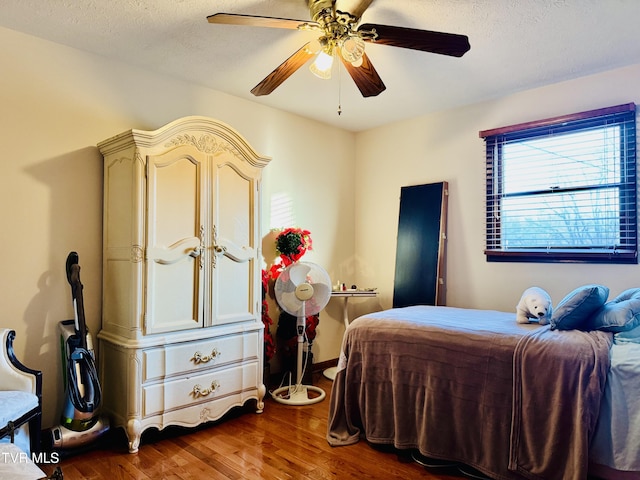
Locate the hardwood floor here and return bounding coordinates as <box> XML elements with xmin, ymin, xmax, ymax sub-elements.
<box><xmin>39</xmin><ymin>375</ymin><xmax>464</xmax><ymax>480</ymax></box>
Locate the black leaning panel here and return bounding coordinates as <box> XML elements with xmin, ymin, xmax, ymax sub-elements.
<box><xmin>393</xmin><ymin>182</ymin><xmax>445</xmax><ymax>308</ymax></box>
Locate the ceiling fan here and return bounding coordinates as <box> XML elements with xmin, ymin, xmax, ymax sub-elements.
<box><xmin>207</xmin><ymin>0</ymin><xmax>470</xmax><ymax>98</ymax></box>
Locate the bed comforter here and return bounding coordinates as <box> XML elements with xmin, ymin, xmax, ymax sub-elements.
<box><xmin>327</xmin><ymin>306</ymin><xmax>612</xmax><ymax>480</ymax></box>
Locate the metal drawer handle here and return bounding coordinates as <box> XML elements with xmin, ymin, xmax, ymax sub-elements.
<box><xmin>192</xmin><ymin>348</ymin><xmax>220</xmax><ymax>364</ymax></box>
<box><xmin>192</xmin><ymin>380</ymin><xmax>220</xmax><ymax>397</ymax></box>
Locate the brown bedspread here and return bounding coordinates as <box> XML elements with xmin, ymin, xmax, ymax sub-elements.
<box><xmin>326</xmin><ymin>306</ymin><xmax>612</xmax><ymax>480</ymax></box>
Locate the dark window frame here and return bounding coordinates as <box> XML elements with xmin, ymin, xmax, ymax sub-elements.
<box><xmin>480</xmin><ymin>103</ymin><xmax>637</xmax><ymax>264</ymax></box>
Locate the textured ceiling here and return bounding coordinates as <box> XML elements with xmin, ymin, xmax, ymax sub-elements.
<box><xmin>1</xmin><ymin>0</ymin><xmax>639</xmax><ymax>131</ymax></box>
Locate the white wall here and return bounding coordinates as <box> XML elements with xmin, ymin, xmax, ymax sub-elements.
<box><xmin>0</xmin><ymin>26</ymin><xmax>355</xmax><ymax>427</ymax></box>
<box><xmin>354</xmin><ymin>63</ymin><xmax>640</xmax><ymax>316</ymax></box>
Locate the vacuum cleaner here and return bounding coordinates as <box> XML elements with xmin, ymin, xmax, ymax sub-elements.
<box><xmin>43</xmin><ymin>252</ymin><xmax>109</xmax><ymax>451</ymax></box>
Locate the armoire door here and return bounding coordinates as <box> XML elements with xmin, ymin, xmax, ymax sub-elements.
<box><xmin>209</xmin><ymin>159</ymin><xmax>258</xmax><ymax>326</ymax></box>
<box><xmin>145</xmin><ymin>147</ymin><xmax>205</xmax><ymax>334</ymax></box>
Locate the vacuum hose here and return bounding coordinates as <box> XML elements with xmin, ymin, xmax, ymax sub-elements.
<box><xmin>66</xmin><ymin>347</ymin><xmax>101</xmax><ymax>413</ymax></box>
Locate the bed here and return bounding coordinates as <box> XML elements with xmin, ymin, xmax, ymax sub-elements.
<box><xmin>589</xmin><ymin>337</ymin><xmax>640</xmax><ymax>480</ymax></box>
<box><xmin>326</xmin><ymin>305</ymin><xmax>640</xmax><ymax>480</ymax></box>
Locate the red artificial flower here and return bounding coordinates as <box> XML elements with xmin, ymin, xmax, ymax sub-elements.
<box><xmin>270</xmin><ymin>227</ymin><xmax>312</xmax><ymax>280</ymax></box>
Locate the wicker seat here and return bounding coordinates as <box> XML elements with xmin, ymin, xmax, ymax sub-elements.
<box><xmin>0</xmin><ymin>329</ymin><xmax>42</xmax><ymax>456</ymax></box>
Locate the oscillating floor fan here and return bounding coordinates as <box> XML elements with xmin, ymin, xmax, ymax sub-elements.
<box><xmin>273</xmin><ymin>261</ymin><xmax>332</xmax><ymax>405</ymax></box>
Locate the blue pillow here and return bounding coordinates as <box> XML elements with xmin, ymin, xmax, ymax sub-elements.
<box><xmin>584</xmin><ymin>288</ymin><xmax>640</xmax><ymax>333</ymax></box>
<box><xmin>550</xmin><ymin>285</ymin><xmax>609</xmax><ymax>331</ymax></box>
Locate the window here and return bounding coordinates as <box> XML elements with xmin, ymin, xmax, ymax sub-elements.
<box><xmin>480</xmin><ymin>103</ymin><xmax>637</xmax><ymax>264</ymax></box>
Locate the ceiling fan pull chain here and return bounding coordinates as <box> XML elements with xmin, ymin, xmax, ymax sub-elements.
<box><xmin>337</xmin><ymin>61</ymin><xmax>342</xmax><ymax>116</ymax></box>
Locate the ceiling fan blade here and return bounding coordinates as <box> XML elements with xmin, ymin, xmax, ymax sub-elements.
<box><xmin>335</xmin><ymin>0</ymin><xmax>374</xmax><ymax>20</ymax></box>
<box><xmin>359</xmin><ymin>23</ymin><xmax>470</xmax><ymax>57</ymax></box>
<box><xmin>207</xmin><ymin>12</ymin><xmax>314</xmax><ymax>30</ymax></box>
<box><xmin>251</xmin><ymin>43</ymin><xmax>315</xmax><ymax>96</ymax></box>
<box><xmin>339</xmin><ymin>52</ymin><xmax>386</xmax><ymax>97</ymax></box>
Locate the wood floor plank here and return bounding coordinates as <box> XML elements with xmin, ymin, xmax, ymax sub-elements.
<box><xmin>39</xmin><ymin>376</ymin><xmax>459</xmax><ymax>479</ymax></box>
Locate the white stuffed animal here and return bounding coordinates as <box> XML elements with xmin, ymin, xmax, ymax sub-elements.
<box><xmin>516</xmin><ymin>287</ymin><xmax>553</xmax><ymax>325</ymax></box>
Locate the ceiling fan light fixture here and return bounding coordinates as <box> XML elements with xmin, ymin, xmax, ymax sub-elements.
<box><xmin>305</xmin><ymin>38</ymin><xmax>323</xmax><ymax>55</ymax></box>
<box><xmin>340</xmin><ymin>36</ymin><xmax>365</xmax><ymax>64</ymax></box>
<box><xmin>309</xmin><ymin>48</ymin><xmax>334</xmax><ymax>79</ymax></box>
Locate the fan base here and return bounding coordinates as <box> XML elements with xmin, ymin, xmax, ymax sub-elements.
<box><xmin>271</xmin><ymin>384</ymin><xmax>326</xmax><ymax>406</ymax></box>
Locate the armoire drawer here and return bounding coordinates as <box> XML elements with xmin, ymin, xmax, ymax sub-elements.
<box><xmin>142</xmin><ymin>361</ymin><xmax>259</xmax><ymax>417</ymax></box>
<box><xmin>142</xmin><ymin>331</ymin><xmax>259</xmax><ymax>382</ymax></box>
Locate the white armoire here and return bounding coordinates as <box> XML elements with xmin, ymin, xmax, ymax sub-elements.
<box><xmin>97</xmin><ymin>116</ymin><xmax>270</xmax><ymax>453</ymax></box>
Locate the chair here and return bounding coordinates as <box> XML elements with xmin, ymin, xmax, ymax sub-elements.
<box><xmin>0</xmin><ymin>328</ymin><xmax>42</xmax><ymax>456</ymax></box>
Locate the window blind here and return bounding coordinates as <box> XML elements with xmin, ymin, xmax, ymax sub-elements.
<box><xmin>480</xmin><ymin>103</ymin><xmax>637</xmax><ymax>263</ymax></box>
